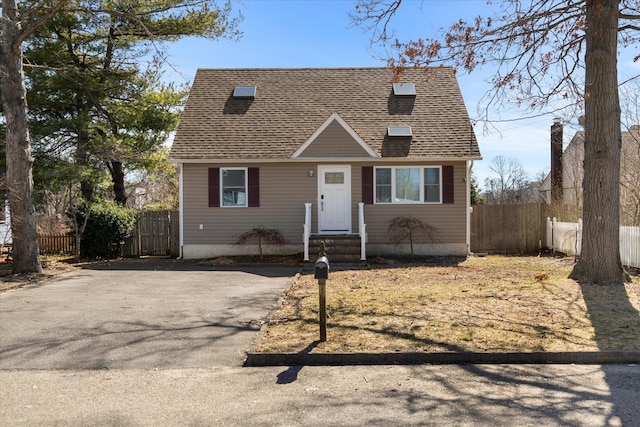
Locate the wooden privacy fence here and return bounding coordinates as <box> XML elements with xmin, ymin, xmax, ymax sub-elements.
<box><xmin>38</xmin><ymin>234</ymin><xmax>75</xmax><ymax>254</ymax></box>
<box><xmin>122</xmin><ymin>210</ymin><xmax>179</xmax><ymax>258</ymax></box>
<box><xmin>470</xmin><ymin>203</ymin><xmax>553</xmax><ymax>254</ymax></box>
<box><xmin>37</xmin><ymin>210</ymin><xmax>179</xmax><ymax>258</ymax></box>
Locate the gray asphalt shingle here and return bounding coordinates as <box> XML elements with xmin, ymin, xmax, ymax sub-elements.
<box><xmin>169</xmin><ymin>67</ymin><xmax>481</xmax><ymax>161</ymax></box>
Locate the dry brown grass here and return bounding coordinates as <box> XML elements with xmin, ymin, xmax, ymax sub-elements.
<box><xmin>0</xmin><ymin>256</ymin><xmax>79</xmax><ymax>292</ymax></box>
<box><xmin>256</xmin><ymin>256</ymin><xmax>640</xmax><ymax>353</ymax></box>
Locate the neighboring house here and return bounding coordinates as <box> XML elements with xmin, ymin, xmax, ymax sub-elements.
<box><xmin>169</xmin><ymin>67</ymin><xmax>482</xmax><ymax>260</ymax></box>
<box><xmin>539</xmin><ymin>124</ymin><xmax>640</xmax><ymax>225</ymax></box>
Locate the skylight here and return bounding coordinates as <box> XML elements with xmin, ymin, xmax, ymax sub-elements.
<box><xmin>233</xmin><ymin>85</ymin><xmax>256</xmax><ymax>99</ymax></box>
<box><xmin>392</xmin><ymin>83</ymin><xmax>416</xmax><ymax>96</ymax></box>
<box><xmin>388</xmin><ymin>126</ymin><xmax>413</xmax><ymax>137</ymax></box>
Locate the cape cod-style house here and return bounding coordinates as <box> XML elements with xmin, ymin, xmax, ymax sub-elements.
<box><xmin>169</xmin><ymin>67</ymin><xmax>482</xmax><ymax>260</ymax></box>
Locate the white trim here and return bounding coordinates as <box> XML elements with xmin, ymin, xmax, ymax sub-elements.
<box><xmin>374</xmin><ymin>165</ymin><xmax>443</xmax><ymax>204</ymax></box>
<box><xmin>317</xmin><ymin>164</ymin><xmax>352</xmax><ymax>234</ymax></box>
<box><xmin>178</xmin><ymin>163</ymin><xmax>184</xmax><ymax>258</ymax></box>
<box><xmin>303</xmin><ymin>203</ymin><xmax>312</xmax><ymax>261</ymax></box>
<box><xmin>466</xmin><ymin>160</ymin><xmax>471</xmax><ymax>254</ymax></box>
<box><xmin>220</xmin><ymin>167</ymin><xmax>248</xmax><ymax>208</ymax></box>
<box><xmin>291</xmin><ymin>112</ymin><xmax>379</xmax><ymax>159</ymax></box>
<box><xmin>358</xmin><ymin>202</ymin><xmax>366</xmax><ymax>261</ymax></box>
<box><xmin>170</xmin><ymin>156</ymin><xmax>482</xmax><ymax>164</ymax></box>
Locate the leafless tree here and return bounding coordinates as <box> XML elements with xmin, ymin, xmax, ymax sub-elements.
<box><xmin>352</xmin><ymin>0</ymin><xmax>640</xmax><ymax>284</ymax></box>
<box><xmin>620</xmin><ymin>80</ymin><xmax>640</xmax><ymax>225</ymax></box>
<box><xmin>483</xmin><ymin>156</ymin><xmax>534</xmax><ymax>204</ymax></box>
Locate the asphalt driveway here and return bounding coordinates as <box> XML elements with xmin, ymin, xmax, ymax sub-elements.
<box><xmin>0</xmin><ymin>259</ymin><xmax>297</xmax><ymax>369</ymax></box>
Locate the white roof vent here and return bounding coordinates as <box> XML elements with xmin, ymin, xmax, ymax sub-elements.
<box><xmin>392</xmin><ymin>83</ymin><xmax>416</xmax><ymax>96</ymax></box>
<box><xmin>233</xmin><ymin>85</ymin><xmax>256</xmax><ymax>99</ymax></box>
<box><xmin>388</xmin><ymin>126</ymin><xmax>413</xmax><ymax>137</ymax></box>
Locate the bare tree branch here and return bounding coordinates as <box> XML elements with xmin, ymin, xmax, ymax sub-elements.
<box><xmin>349</xmin><ymin>0</ymin><xmax>403</xmax><ymax>44</ymax></box>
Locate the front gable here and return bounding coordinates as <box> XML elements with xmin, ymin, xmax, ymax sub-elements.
<box><xmin>291</xmin><ymin>113</ymin><xmax>379</xmax><ymax>159</ymax></box>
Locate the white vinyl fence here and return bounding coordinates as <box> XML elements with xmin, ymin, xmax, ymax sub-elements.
<box><xmin>546</xmin><ymin>217</ymin><xmax>640</xmax><ymax>268</ymax></box>
<box><xmin>620</xmin><ymin>226</ymin><xmax>640</xmax><ymax>268</ymax></box>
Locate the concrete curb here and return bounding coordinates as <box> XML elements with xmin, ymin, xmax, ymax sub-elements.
<box><xmin>245</xmin><ymin>351</ymin><xmax>640</xmax><ymax>367</ymax></box>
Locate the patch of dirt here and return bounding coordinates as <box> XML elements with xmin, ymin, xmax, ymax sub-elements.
<box><xmin>0</xmin><ymin>258</ymin><xmax>79</xmax><ymax>292</ymax></box>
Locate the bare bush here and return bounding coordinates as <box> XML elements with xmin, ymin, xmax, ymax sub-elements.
<box><xmin>387</xmin><ymin>216</ymin><xmax>438</xmax><ymax>259</ymax></box>
<box><xmin>233</xmin><ymin>226</ymin><xmax>286</xmax><ymax>260</ymax></box>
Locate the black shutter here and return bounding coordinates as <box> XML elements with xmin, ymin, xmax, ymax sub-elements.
<box><xmin>248</xmin><ymin>167</ymin><xmax>260</xmax><ymax>207</ymax></box>
<box><xmin>362</xmin><ymin>166</ymin><xmax>373</xmax><ymax>204</ymax></box>
<box><xmin>208</xmin><ymin>168</ymin><xmax>220</xmax><ymax>207</ymax></box>
<box><xmin>442</xmin><ymin>165</ymin><xmax>454</xmax><ymax>204</ymax></box>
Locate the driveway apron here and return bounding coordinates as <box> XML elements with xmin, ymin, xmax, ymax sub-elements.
<box><xmin>0</xmin><ymin>260</ymin><xmax>295</xmax><ymax>369</ymax></box>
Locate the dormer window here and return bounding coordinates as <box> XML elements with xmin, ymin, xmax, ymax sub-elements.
<box><xmin>233</xmin><ymin>85</ymin><xmax>256</xmax><ymax>99</ymax></box>
<box><xmin>392</xmin><ymin>83</ymin><xmax>416</xmax><ymax>96</ymax></box>
<box><xmin>388</xmin><ymin>126</ymin><xmax>412</xmax><ymax>137</ymax></box>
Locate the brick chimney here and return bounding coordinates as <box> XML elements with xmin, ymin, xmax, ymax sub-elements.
<box><xmin>550</xmin><ymin>118</ymin><xmax>563</xmax><ymax>203</ymax></box>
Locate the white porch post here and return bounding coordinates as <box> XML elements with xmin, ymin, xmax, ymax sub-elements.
<box><xmin>358</xmin><ymin>202</ymin><xmax>366</xmax><ymax>261</ymax></box>
<box><xmin>303</xmin><ymin>203</ymin><xmax>312</xmax><ymax>261</ymax></box>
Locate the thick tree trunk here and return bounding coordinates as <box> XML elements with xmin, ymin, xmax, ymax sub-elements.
<box><xmin>1</xmin><ymin>0</ymin><xmax>43</xmax><ymax>274</ymax></box>
<box><xmin>108</xmin><ymin>160</ymin><xmax>127</xmax><ymax>205</ymax></box>
<box><xmin>76</xmin><ymin>130</ymin><xmax>94</xmax><ymax>201</ymax></box>
<box><xmin>569</xmin><ymin>0</ymin><xmax>628</xmax><ymax>285</ymax></box>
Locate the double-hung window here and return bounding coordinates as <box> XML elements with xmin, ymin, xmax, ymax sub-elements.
<box><xmin>375</xmin><ymin>166</ymin><xmax>442</xmax><ymax>204</ymax></box>
<box><xmin>221</xmin><ymin>168</ymin><xmax>247</xmax><ymax>207</ymax></box>
<box><xmin>424</xmin><ymin>167</ymin><xmax>441</xmax><ymax>203</ymax></box>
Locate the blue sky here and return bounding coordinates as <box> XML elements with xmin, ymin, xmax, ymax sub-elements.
<box><xmin>163</xmin><ymin>0</ymin><xmax>639</xmax><ymax>189</ymax></box>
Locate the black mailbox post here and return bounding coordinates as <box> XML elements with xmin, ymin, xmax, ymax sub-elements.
<box><xmin>314</xmin><ymin>256</ymin><xmax>330</xmax><ymax>341</ymax></box>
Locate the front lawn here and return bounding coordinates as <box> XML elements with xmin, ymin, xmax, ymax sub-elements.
<box><xmin>256</xmin><ymin>255</ymin><xmax>640</xmax><ymax>353</ymax></box>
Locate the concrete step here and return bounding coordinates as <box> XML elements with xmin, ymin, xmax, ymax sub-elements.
<box><xmin>308</xmin><ymin>234</ymin><xmax>364</xmax><ymax>267</ymax></box>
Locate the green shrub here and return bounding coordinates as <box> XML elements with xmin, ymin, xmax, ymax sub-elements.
<box><xmin>72</xmin><ymin>200</ymin><xmax>138</xmax><ymax>258</ymax></box>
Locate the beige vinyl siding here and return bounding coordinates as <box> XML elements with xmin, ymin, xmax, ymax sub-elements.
<box><xmin>298</xmin><ymin>120</ymin><xmax>372</xmax><ymax>158</ymax></box>
<box><xmin>182</xmin><ymin>161</ymin><xmax>467</xmax><ymax>249</ymax></box>
<box><xmin>183</xmin><ymin>163</ymin><xmax>318</xmax><ymax>245</ymax></box>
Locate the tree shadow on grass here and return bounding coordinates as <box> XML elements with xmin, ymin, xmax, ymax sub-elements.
<box><xmin>579</xmin><ymin>279</ymin><xmax>640</xmax><ymax>426</ymax></box>
<box><xmin>578</xmin><ymin>281</ymin><xmax>640</xmax><ymax>351</ymax></box>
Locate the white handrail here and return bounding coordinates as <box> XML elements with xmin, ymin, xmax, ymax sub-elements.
<box><xmin>358</xmin><ymin>202</ymin><xmax>366</xmax><ymax>261</ymax></box>
<box><xmin>303</xmin><ymin>203</ymin><xmax>312</xmax><ymax>261</ymax></box>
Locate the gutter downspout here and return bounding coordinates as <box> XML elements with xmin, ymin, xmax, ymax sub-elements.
<box><xmin>466</xmin><ymin>160</ymin><xmax>472</xmax><ymax>255</ymax></box>
<box><xmin>177</xmin><ymin>162</ymin><xmax>184</xmax><ymax>259</ymax></box>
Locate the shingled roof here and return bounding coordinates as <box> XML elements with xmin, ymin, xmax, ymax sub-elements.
<box><xmin>169</xmin><ymin>67</ymin><xmax>481</xmax><ymax>161</ymax></box>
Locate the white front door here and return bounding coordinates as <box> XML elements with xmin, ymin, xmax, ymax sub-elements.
<box><xmin>318</xmin><ymin>165</ymin><xmax>351</xmax><ymax>234</ymax></box>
